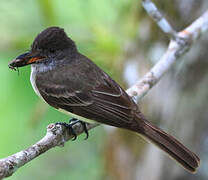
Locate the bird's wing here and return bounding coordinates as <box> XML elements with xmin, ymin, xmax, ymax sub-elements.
<box><xmin>85</xmin><ymin>73</ymin><xmax>136</xmax><ymax>125</ymax></box>
<box><xmin>36</xmin><ymin>62</ymin><xmax>137</xmax><ymax>127</ymax></box>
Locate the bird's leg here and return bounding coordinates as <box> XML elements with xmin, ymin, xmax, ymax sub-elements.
<box><xmin>80</xmin><ymin>121</ymin><xmax>89</xmax><ymax>140</ymax></box>
<box><xmin>55</xmin><ymin>118</ymin><xmax>89</xmax><ymax>141</ymax></box>
<box><xmin>69</xmin><ymin>118</ymin><xmax>89</xmax><ymax>140</ymax></box>
<box><xmin>55</xmin><ymin>121</ymin><xmax>77</xmax><ymax>141</ymax></box>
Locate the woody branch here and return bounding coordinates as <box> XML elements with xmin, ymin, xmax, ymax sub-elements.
<box><xmin>0</xmin><ymin>0</ymin><xmax>208</xmax><ymax>179</ymax></box>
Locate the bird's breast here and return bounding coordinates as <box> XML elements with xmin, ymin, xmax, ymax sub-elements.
<box><xmin>30</xmin><ymin>65</ymin><xmax>43</xmax><ymax>98</ymax></box>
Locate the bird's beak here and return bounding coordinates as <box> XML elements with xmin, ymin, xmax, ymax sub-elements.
<box><xmin>8</xmin><ymin>52</ymin><xmax>45</xmax><ymax>70</ymax></box>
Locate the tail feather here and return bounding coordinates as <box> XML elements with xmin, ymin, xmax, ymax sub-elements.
<box><xmin>134</xmin><ymin>117</ymin><xmax>200</xmax><ymax>173</ymax></box>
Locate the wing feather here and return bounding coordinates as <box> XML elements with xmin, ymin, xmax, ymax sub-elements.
<box><xmin>35</xmin><ymin>65</ymin><xmax>137</xmax><ymax>126</ymax></box>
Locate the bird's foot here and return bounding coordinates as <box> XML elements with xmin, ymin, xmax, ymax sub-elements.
<box><xmin>69</xmin><ymin>118</ymin><xmax>89</xmax><ymax>140</ymax></box>
<box><xmin>55</xmin><ymin>121</ymin><xmax>77</xmax><ymax>140</ymax></box>
<box><xmin>55</xmin><ymin>118</ymin><xmax>89</xmax><ymax>141</ymax></box>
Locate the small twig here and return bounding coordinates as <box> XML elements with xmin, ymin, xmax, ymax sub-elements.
<box><xmin>142</xmin><ymin>0</ymin><xmax>177</xmax><ymax>40</ymax></box>
<box><xmin>126</xmin><ymin>9</ymin><xmax>208</xmax><ymax>100</ymax></box>
<box><xmin>179</xmin><ymin>10</ymin><xmax>208</xmax><ymax>40</ymax></box>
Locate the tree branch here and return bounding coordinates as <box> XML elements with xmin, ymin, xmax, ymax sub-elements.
<box><xmin>0</xmin><ymin>1</ymin><xmax>208</xmax><ymax>179</ymax></box>
<box><xmin>142</xmin><ymin>0</ymin><xmax>178</xmax><ymax>39</ymax></box>
<box><xmin>127</xmin><ymin>5</ymin><xmax>208</xmax><ymax>100</ymax></box>
<box><xmin>0</xmin><ymin>123</ymin><xmax>98</xmax><ymax>179</ymax></box>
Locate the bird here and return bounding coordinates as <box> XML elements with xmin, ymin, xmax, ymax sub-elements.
<box><xmin>8</xmin><ymin>26</ymin><xmax>200</xmax><ymax>173</ymax></box>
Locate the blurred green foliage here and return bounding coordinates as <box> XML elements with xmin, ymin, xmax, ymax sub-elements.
<box><xmin>0</xmin><ymin>0</ymin><xmax>140</xmax><ymax>179</ymax></box>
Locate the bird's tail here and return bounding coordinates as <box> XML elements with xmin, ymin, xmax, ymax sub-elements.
<box><xmin>133</xmin><ymin>115</ymin><xmax>200</xmax><ymax>173</ymax></box>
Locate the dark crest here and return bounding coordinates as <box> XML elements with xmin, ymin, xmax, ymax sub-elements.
<box><xmin>31</xmin><ymin>26</ymin><xmax>76</xmax><ymax>52</ymax></box>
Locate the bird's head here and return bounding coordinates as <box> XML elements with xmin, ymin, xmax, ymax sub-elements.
<box><xmin>8</xmin><ymin>26</ymin><xmax>77</xmax><ymax>70</ymax></box>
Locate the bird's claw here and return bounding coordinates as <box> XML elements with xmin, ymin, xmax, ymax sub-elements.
<box><xmin>55</xmin><ymin>118</ymin><xmax>89</xmax><ymax>140</ymax></box>
<box><xmin>80</xmin><ymin>121</ymin><xmax>89</xmax><ymax>140</ymax></box>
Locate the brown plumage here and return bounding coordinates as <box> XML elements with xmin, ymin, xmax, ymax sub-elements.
<box><xmin>9</xmin><ymin>26</ymin><xmax>200</xmax><ymax>173</ymax></box>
